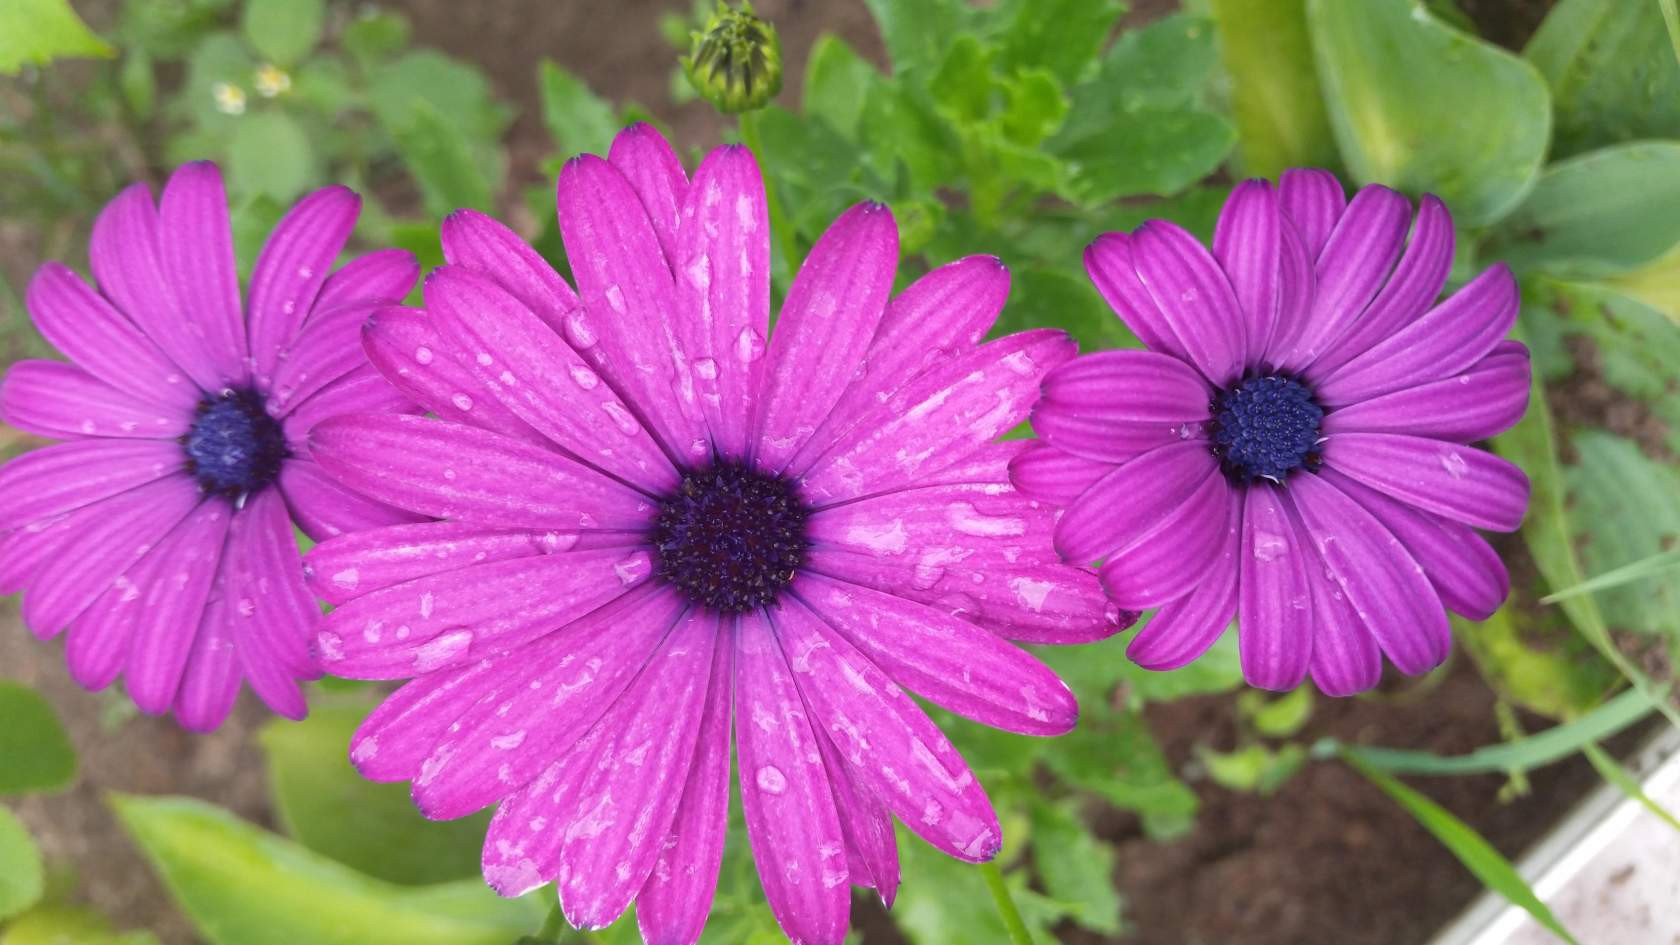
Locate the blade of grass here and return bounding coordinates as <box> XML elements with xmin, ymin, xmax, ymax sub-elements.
<box><xmin>1583</xmin><ymin>742</ymin><xmax>1680</xmax><ymax>836</ymax></box>
<box><xmin>1660</xmin><ymin>0</ymin><xmax>1680</xmax><ymax>69</ymax></box>
<box><xmin>1342</xmin><ymin>750</ymin><xmax>1582</xmax><ymax>945</ymax></box>
<box><xmin>1541</xmin><ymin>548</ymin><xmax>1680</xmax><ymax>603</ymax></box>
<box><xmin>1326</xmin><ymin>686</ymin><xmax>1657</xmax><ymax>776</ymax></box>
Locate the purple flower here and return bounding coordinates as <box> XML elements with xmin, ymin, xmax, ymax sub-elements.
<box><xmin>0</xmin><ymin>162</ymin><xmax>419</xmax><ymax>731</ymax></box>
<box><xmin>302</xmin><ymin>124</ymin><xmax>1123</xmax><ymax>944</ymax></box>
<box><xmin>1014</xmin><ymin>170</ymin><xmax>1533</xmax><ymax>696</ymax></box>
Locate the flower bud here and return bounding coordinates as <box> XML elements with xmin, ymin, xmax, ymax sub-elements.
<box><xmin>683</xmin><ymin>2</ymin><xmax>782</xmax><ymax>114</ymax></box>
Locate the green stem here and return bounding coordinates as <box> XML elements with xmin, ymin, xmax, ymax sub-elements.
<box><xmin>533</xmin><ymin>901</ymin><xmax>566</xmax><ymax>943</ymax></box>
<box><xmin>979</xmin><ymin>859</ymin><xmax>1033</xmax><ymax>945</ymax></box>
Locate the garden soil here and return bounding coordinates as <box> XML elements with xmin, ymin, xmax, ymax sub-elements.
<box><xmin>3</xmin><ymin>2</ymin><xmax>1615</xmax><ymax>945</ymax></box>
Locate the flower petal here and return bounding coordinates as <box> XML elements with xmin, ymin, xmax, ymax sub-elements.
<box><xmin>27</xmin><ymin>263</ymin><xmax>197</xmax><ymax>411</ymax></box>
<box><xmin>349</xmin><ymin>657</ymin><xmax>510</xmax><ymax>782</ymax></box>
<box><xmin>757</xmin><ymin>202</ymin><xmax>899</xmax><ymax>472</ymax></box>
<box><xmin>1276</xmin><ymin>184</ymin><xmax>1411</xmax><ymax>371</ymax></box>
<box><xmin>1</xmin><ymin>361</ymin><xmax>191</xmax><ymax>440</ymax></box>
<box><xmin>315</xmin><ymin>248</ymin><xmax>419</xmax><ymax>313</ymax></box>
<box><xmin>426</xmin><ymin>265</ymin><xmax>676</xmax><ymax>493</ymax></box>
<box><xmin>1257</xmin><ymin>220</ymin><xmax>1317</xmax><ymax>369</ymax></box>
<box><xmin>609</xmin><ymin>122</ymin><xmax>689</xmax><ymax>270</ymax></box>
<box><xmin>224</xmin><ymin>489</ymin><xmax>321</xmax><ymax>719</ymax></box>
<box><xmin>816</xmin><ymin>728</ymin><xmax>900</xmax><ymax>906</ymax></box>
<box><xmin>303</xmin><ymin>521</ymin><xmax>567</xmax><ymax>605</ymax></box>
<box><xmin>800</xmin><ymin>330</ymin><xmax>1076</xmax><ymax>505</ymax></box>
<box><xmin>1130</xmin><ymin>220</ymin><xmax>1248</xmax><ymax>385</ymax></box>
<box><xmin>1007</xmin><ymin>442</ymin><xmax>1114</xmax><ymax>506</ymax></box>
<box><xmin>157</xmin><ymin>162</ymin><xmax>247</xmax><ymax>386</ymax></box>
<box><xmin>172</xmin><ymin>583</ymin><xmax>242</xmax><ymax>732</ymax></box>
<box><xmin>1084</xmin><ymin>233</ymin><xmax>1183</xmax><ymax>356</ymax></box>
<box><xmin>1097</xmin><ymin>465</ymin><xmax>1233</xmax><ymax>610</ymax></box>
<box><xmin>268</xmin><ymin>303</ymin><xmax>381</xmax><ymax>417</ymax></box>
<box><xmin>734</xmin><ymin>610</ymin><xmax>850</xmax><ymax>945</ymax></box>
<box><xmin>1053</xmin><ymin>441</ymin><xmax>1218</xmax><ymax>564</ymax></box>
<box><xmin>1324</xmin><ymin>433</ymin><xmax>1529</xmax><ymax>532</ymax></box>
<box><xmin>1316</xmin><ymin>264</ymin><xmax>1519</xmax><ymax>406</ymax></box>
<box><xmin>0</xmin><ymin>439</ymin><xmax>183</xmax><ymax>530</ymax></box>
<box><xmin>1277</xmin><ymin>168</ymin><xmax>1346</xmax><ymax>257</ymax></box>
<box><xmin>1292</xmin><ymin>497</ymin><xmax>1383</xmax><ymax>697</ymax></box>
<box><xmin>1237</xmin><ymin>486</ymin><xmax>1312</xmax><ymax>690</ymax></box>
<box><xmin>441</xmin><ymin>210</ymin><xmax>579</xmax><ymax>333</ymax></box>
<box><xmin>248</xmin><ymin>186</ymin><xmax>360</xmax><ymax>378</ymax></box>
<box><xmin>118</xmin><ymin>501</ymin><xmax>231</xmax><ymax>713</ymax></box>
<box><xmin>1213</xmin><ymin>179</ymin><xmax>1284</xmax><ymax>356</ymax></box>
<box><xmin>1124</xmin><ymin>501</ymin><xmax>1240</xmax><ymax>670</ymax></box>
<box><xmin>1290</xmin><ymin>473</ymin><xmax>1450</xmax><ymax>675</ymax></box>
<box><xmin>1322</xmin><ymin>341</ymin><xmax>1530</xmax><ymax>443</ymax></box>
<box><xmin>671</xmin><ymin>145</ymin><xmax>770</xmax><ymax>459</ymax></box>
<box><xmin>308</xmin><ymin>413</ymin><xmax>649</xmax><ymax>530</ymax></box>
<box><xmin>1031</xmin><ymin>349</ymin><xmax>1211</xmax><ymax>464</ymax></box>
<box><xmin>278</xmin><ymin>457</ymin><xmax>422</xmax><ymax>543</ymax></box>
<box><xmin>280</xmin><ymin>365</ymin><xmax>415</xmax><ymax>449</ymax></box>
<box><xmin>795</xmin><ymin>572</ymin><xmax>1077</xmax><ymax>736</ymax></box>
<box><xmin>359</xmin><ymin>307</ymin><xmax>537</xmax><ymax>442</ymax></box>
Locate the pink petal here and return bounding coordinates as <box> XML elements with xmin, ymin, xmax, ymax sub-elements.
<box><xmin>815</xmin><ymin>730</ymin><xmax>899</xmax><ymax>906</ymax></box>
<box><xmin>800</xmin><ymin>330</ymin><xmax>1076</xmax><ymax>505</ymax></box>
<box><xmin>315</xmin><ymin>549</ymin><xmax>653</xmax><ymax>680</ymax></box>
<box><xmin>1008</xmin><ymin>442</ymin><xmax>1114</xmax><ymax>506</ymax></box>
<box><xmin>733</xmin><ymin>611</ymin><xmax>850</xmax><ymax>945</ymax></box>
<box><xmin>609</xmin><ymin>122</ymin><xmax>689</xmax><ymax>267</ymax></box>
<box><xmin>808</xmin><ymin>481</ymin><xmax>1060</xmax><ymax>571</ymax></box>
<box><xmin>1276</xmin><ymin>184</ymin><xmax>1411</xmax><ymax>372</ymax></box>
<box><xmin>1316</xmin><ymin>264</ymin><xmax>1519</xmax><ymax>406</ymax></box>
<box><xmin>440</xmin><ymin>210</ymin><xmax>579</xmax><ymax>334</ymax></box>
<box><xmin>1237</xmin><ymin>486</ymin><xmax>1312</xmax><ymax>690</ymax></box>
<box><xmin>425</xmin><ymin>265</ymin><xmax>677</xmax><ymax>493</ymax></box>
<box><xmin>1097</xmin><ymin>466</ymin><xmax>1233</xmax><ymax>609</ymax></box>
<box><xmin>267</xmin><ymin>302</ymin><xmax>381</xmax><ymax>417</ymax></box>
<box><xmin>795</xmin><ymin>572</ymin><xmax>1077</xmax><ymax>736</ymax></box>
<box><xmin>557</xmin><ymin>155</ymin><xmax>710</xmax><ymax>465</ymax></box>
<box><xmin>770</xmin><ymin>595</ymin><xmax>1002</xmax><ymax>860</ymax></box>
<box><xmin>1053</xmin><ymin>441</ymin><xmax>1218</xmax><ymax>563</ymax></box>
<box><xmin>1</xmin><ymin>360</ymin><xmax>190</xmax><ymax>440</ymax></box>
<box><xmin>26</xmin><ymin>263</ymin><xmax>197</xmax><ymax>411</ymax></box>
<box><xmin>555</xmin><ymin>610</ymin><xmax>718</xmax><ymax>930</ymax></box>
<box><xmin>350</xmin><ymin>656</ymin><xmax>510</xmax><ymax>782</ymax></box>
<box><xmin>1084</xmin><ymin>233</ymin><xmax>1183</xmax><ymax>356</ymax></box>
<box><xmin>247</xmin><ymin>186</ymin><xmax>359</xmax><ymax>378</ymax></box>
<box><xmin>1213</xmin><ymin>180</ymin><xmax>1284</xmax><ymax>356</ymax></box>
<box><xmin>1324</xmin><ymin>433</ymin><xmax>1529</xmax><ymax>532</ymax></box>
<box><xmin>277</xmin><ymin>458</ymin><xmax>423</xmax><ymax>543</ymax></box>
<box><xmin>1290</xmin><ymin>490</ymin><xmax>1383</xmax><ymax>696</ymax></box>
<box><xmin>223</xmin><ymin>489</ymin><xmax>320</xmax><ymax>718</ymax></box>
<box><xmin>307</xmin><ymin>413</ymin><xmax>650</xmax><ymax>530</ymax></box>
<box><xmin>671</xmin><ymin>144</ymin><xmax>771</xmax><ymax>459</ymax></box>
<box><xmin>302</xmin><ymin>521</ymin><xmax>565</xmax><ymax>606</ymax></box>
<box><xmin>636</xmin><ymin>627</ymin><xmax>735</xmax><ymax>945</ymax></box>
<box><xmin>1256</xmin><ymin>220</ymin><xmax>1317</xmax><ymax>370</ymax></box>
<box><xmin>315</xmin><ymin>248</ymin><xmax>420</xmax><ymax>313</ymax></box>
<box><xmin>1031</xmin><ymin>349</ymin><xmax>1211</xmax><ymax>464</ymax></box>
<box><xmin>1321</xmin><ymin>342</ymin><xmax>1530</xmax><ymax>443</ymax></box>
<box><xmin>172</xmin><ymin>583</ymin><xmax>242</xmax><ymax>732</ymax></box>
<box><xmin>0</xmin><ymin>439</ymin><xmax>183</xmax><ymax>530</ymax></box>
<box><xmin>757</xmin><ymin>202</ymin><xmax>899</xmax><ymax>472</ymax></box>
<box><xmin>1290</xmin><ymin>473</ymin><xmax>1450</xmax><ymax>675</ymax></box>
<box><xmin>123</xmin><ymin>500</ymin><xmax>232</xmax><ymax>714</ymax></box>
<box><xmin>1130</xmin><ymin>220</ymin><xmax>1248</xmax><ymax>386</ymax></box>
<box><xmin>1277</xmin><ymin>168</ymin><xmax>1346</xmax><ymax>257</ymax></box>
<box><xmin>360</xmin><ymin>307</ymin><xmax>538</xmax><ymax>442</ymax></box>
<box><xmin>1124</xmin><ymin>499</ymin><xmax>1240</xmax><ymax>670</ymax></box>
<box><xmin>279</xmin><ymin>365</ymin><xmax>415</xmax><ymax>449</ymax></box>
<box><xmin>157</xmin><ymin>162</ymin><xmax>247</xmax><ymax>386</ymax></box>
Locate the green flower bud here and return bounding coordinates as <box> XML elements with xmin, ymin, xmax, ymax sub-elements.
<box><xmin>683</xmin><ymin>2</ymin><xmax>782</xmax><ymax>115</ymax></box>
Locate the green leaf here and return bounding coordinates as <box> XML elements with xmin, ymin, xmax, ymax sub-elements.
<box><xmin>894</xmin><ymin>827</ymin><xmax>1068</xmax><ymax>945</ymax></box>
<box><xmin>259</xmin><ymin>704</ymin><xmax>489</xmax><ymax>885</ymax></box>
<box><xmin>340</xmin><ymin>10</ymin><xmax>411</xmax><ymax>68</ymax></box>
<box><xmin>802</xmin><ymin>35</ymin><xmax>878</xmax><ymax>139</ymax></box>
<box><xmin>0</xmin><ymin>682</ymin><xmax>76</xmax><ymax>795</ymax></box>
<box><xmin>0</xmin><ymin>0</ymin><xmax>113</xmax><ymax>74</ymax></box>
<box><xmin>862</xmin><ymin>0</ymin><xmax>976</xmax><ymax>77</ymax></box>
<box><xmin>1544</xmin><ymin>548</ymin><xmax>1680</xmax><ymax>604</ymax></box>
<box><xmin>537</xmin><ymin>60</ymin><xmax>618</xmax><ymax>158</ymax></box>
<box><xmin>1307</xmin><ymin>0</ymin><xmax>1550</xmax><ymax>226</ymax></box>
<box><xmin>1028</xmin><ymin>801</ymin><xmax>1121</xmax><ymax>934</ymax></box>
<box><xmin>110</xmin><ymin>795</ymin><xmax>542</xmax><ymax>945</ymax></box>
<box><xmin>1524</xmin><ymin>0</ymin><xmax>1680</xmax><ymax>158</ymax></box>
<box><xmin>1455</xmin><ymin>605</ymin><xmax>1618</xmax><ymax>720</ymax></box>
<box><xmin>1207</xmin><ymin>0</ymin><xmax>1339</xmax><ymax>176</ymax></box>
<box><xmin>119</xmin><ymin>51</ymin><xmax>157</xmax><ymax>119</ymax></box>
<box><xmin>1565</xmin><ymin>431</ymin><xmax>1680</xmax><ymax>638</ymax></box>
<box><xmin>928</xmin><ymin>36</ymin><xmax>996</xmax><ymax>125</ymax></box>
<box><xmin>1583</xmin><ymin>742</ymin><xmax>1680</xmax><ymax>836</ymax></box>
<box><xmin>1487</xmin><ymin>143</ymin><xmax>1680</xmax><ymax>278</ymax></box>
<box><xmin>367</xmin><ymin>50</ymin><xmax>506</xmax><ymax>143</ymax></box>
<box><xmin>229</xmin><ymin>194</ymin><xmax>284</xmax><ymax>280</ymax></box>
<box><xmin>1342</xmin><ymin>751</ymin><xmax>1582</xmax><ymax>945</ymax></box>
<box><xmin>241</xmin><ymin>0</ymin><xmax>323</xmax><ymax>67</ymax></box>
<box><xmin>1337</xmin><ymin>685</ymin><xmax>1656</xmax><ymax>776</ymax></box>
<box><xmin>389</xmin><ymin>100</ymin><xmax>494</xmax><ymax>215</ymax></box>
<box><xmin>994</xmin><ymin>0</ymin><xmax>1125</xmax><ymax>87</ymax></box>
<box><xmin>1240</xmin><ymin>686</ymin><xmax>1314</xmax><ymax>738</ymax></box>
<box><xmin>227</xmin><ymin>110</ymin><xmax>313</xmax><ymax>202</ymax></box>
<box><xmin>0</xmin><ymin>904</ymin><xmax>161</xmax><ymax>945</ymax></box>
<box><xmin>0</xmin><ymin>806</ymin><xmax>44</xmax><ymax>920</ymax></box>
<box><xmin>1198</xmin><ymin>743</ymin><xmax>1306</xmax><ymax>794</ymax></box>
<box><xmin>1041</xmin><ymin>712</ymin><xmax>1199</xmax><ymax>826</ymax></box>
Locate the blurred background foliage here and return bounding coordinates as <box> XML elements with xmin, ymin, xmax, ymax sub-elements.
<box><xmin>2</xmin><ymin>0</ymin><xmax>1680</xmax><ymax>943</ymax></box>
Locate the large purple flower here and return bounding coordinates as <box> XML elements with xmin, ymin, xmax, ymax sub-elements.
<box><xmin>0</xmin><ymin>162</ymin><xmax>419</xmax><ymax>730</ymax></box>
<box><xmin>303</xmin><ymin>124</ymin><xmax>1122</xmax><ymax>944</ymax></box>
<box><xmin>1013</xmin><ymin>170</ymin><xmax>1532</xmax><ymax>695</ymax></box>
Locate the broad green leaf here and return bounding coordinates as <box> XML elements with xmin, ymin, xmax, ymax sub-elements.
<box><xmin>861</xmin><ymin>0</ymin><xmax>976</xmax><ymax>77</ymax></box>
<box><xmin>0</xmin><ymin>0</ymin><xmax>113</xmax><ymax>74</ymax></box>
<box><xmin>994</xmin><ymin>0</ymin><xmax>1125</xmax><ymax>87</ymax></box>
<box><xmin>1524</xmin><ymin>0</ymin><xmax>1680</xmax><ymax>158</ymax></box>
<box><xmin>1040</xmin><ymin>713</ymin><xmax>1199</xmax><ymax>826</ymax></box>
<box><xmin>390</xmin><ymin>101</ymin><xmax>494</xmax><ymax>215</ymax></box>
<box><xmin>0</xmin><ymin>806</ymin><xmax>43</xmax><ymax>920</ymax></box>
<box><xmin>1566</xmin><ymin>431</ymin><xmax>1680</xmax><ymax>638</ymax></box>
<box><xmin>537</xmin><ymin>60</ymin><xmax>618</xmax><ymax>158</ymax></box>
<box><xmin>179</xmin><ymin>32</ymin><xmax>256</xmax><ymax>131</ymax></box>
<box><xmin>1207</xmin><ymin>0</ymin><xmax>1338</xmax><ymax>176</ymax></box>
<box><xmin>1198</xmin><ymin>743</ymin><xmax>1306</xmax><ymax>794</ymax></box>
<box><xmin>1240</xmin><ymin>686</ymin><xmax>1314</xmax><ymax>737</ymax></box>
<box><xmin>1343</xmin><ymin>752</ymin><xmax>1582</xmax><ymax>945</ymax></box>
<box><xmin>1583</xmin><ymin>743</ymin><xmax>1680</xmax><ymax>836</ymax></box>
<box><xmin>1487</xmin><ymin>143</ymin><xmax>1680</xmax><ymax>278</ymax></box>
<box><xmin>340</xmin><ymin>10</ymin><xmax>411</xmax><ymax>68</ymax></box>
<box><xmin>119</xmin><ymin>51</ymin><xmax>156</xmax><ymax>119</ymax></box>
<box><xmin>227</xmin><ymin>110</ymin><xmax>313</xmax><ymax>202</ymax></box>
<box><xmin>1307</xmin><ymin>0</ymin><xmax>1550</xmax><ymax>226</ymax></box>
<box><xmin>858</xmin><ymin>82</ymin><xmax>962</xmax><ymax>194</ymax></box>
<box><xmin>0</xmin><ymin>905</ymin><xmax>160</xmax><ymax>945</ymax></box>
<box><xmin>110</xmin><ymin>794</ymin><xmax>542</xmax><ymax>945</ymax></box>
<box><xmin>928</xmin><ymin>36</ymin><xmax>996</xmax><ymax>125</ymax></box>
<box><xmin>802</xmin><ymin>35</ymin><xmax>878</xmax><ymax>139</ymax></box>
<box><xmin>241</xmin><ymin>0</ymin><xmax>323</xmax><ymax>66</ymax></box>
<box><xmin>999</xmin><ymin>68</ymin><xmax>1067</xmax><ymax>147</ymax></box>
<box><xmin>1038</xmin><ymin>625</ymin><xmax>1243</xmax><ymax>708</ymax></box>
<box><xmin>1455</xmin><ymin>606</ymin><xmax>1617</xmax><ymax>720</ymax></box>
<box><xmin>1058</xmin><ymin>108</ymin><xmax>1233</xmax><ymax>203</ymax></box>
<box><xmin>367</xmin><ymin>50</ymin><xmax>506</xmax><ymax>143</ymax></box>
<box><xmin>0</xmin><ymin>682</ymin><xmax>76</xmax><ymax>795</ymax></box>
<box><xmin>894</xmin><ymin>827</ymin><xmax>1067</xmax><ymax>945</ymax></box>
<box><xmin>229</xmin><ymin>194</ymin><xmax>284</xmax><ymax>280</ymax></box>
<box><xmin>1607</xmin><ymin>243</ymin><xmax>1680</xmax><ymax>323</ymax></box>
<box><xmin>259</xmin><ymin>704</ymin><xmax>489</xmax><ymax>885</ymax></box>
<box><xmin>1337</xmin><ymin>685</ymin><xmax>1656</xmax><ymax>776</ymax></box>
<box><xmin>1028</xmin><ymin>801</ymin><xmax>1122</xmax><ymax>934</ymax></box>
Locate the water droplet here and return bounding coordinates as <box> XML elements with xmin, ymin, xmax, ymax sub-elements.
<box><xmin>568</xmin><ymin>364</ymin><xmax>599</xmax><ymax>390</ymax></box>
<box><xmin>412</xmin><ymin>629</ymin><xmax>473</xmax><ymax>672</ymax></box>
<box><xmin>538</xmin><ymin>531</ymin><xmax>579</xmax><ymax>554</ymax></box>
<box><xmin>1252</xmin><ymin>531</ymin><xmax>1287</xmax><ymax>562</ymax></box>
<box><xmin>755</xmin><ymin>765</ymin><xmax>787</xmax><ymax>795</ymax></box>
<box><xmin>601</xmin><ymin>401</ymin><xmax>641</xmax><ymax>435</ymax></box>
<box><xmin>451</xmin><ymin>393</ymin><xmax>474</xmax><ymax>411</ymax></box>
<box><xmin>735</xmin><ymin>327</ymin><xmax>765</xmax><ymax>363</ymax></box>
<box><xmin>694</xmin><ymin>357</ymin><xmax>719</xmax><ymax>381</ymax></box>
<box><xmin>1440</xmin><ymin>451</ymin><xmax>1469</xmax><ymax>479</ymax></box>
<box><xmin>565</xmin><ymin>311</ymin><xmax>599</xmax><ymax>349</ymax></box>
<box><xmin>475</xmin><ymin>352</ymin><xmax>493</xmax><ymax>367</ymax></box>
<box><xmin>605</xmin><ymin>284</ymin><xmax>627</xmax><ymax>313</ymax></box>
<box><xmin>415</xmin><ymin>346</ymin><xmax>434</xmax><ymax>365</ymax></box>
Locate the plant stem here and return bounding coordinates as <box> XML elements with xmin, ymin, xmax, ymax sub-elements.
<box><xmin>534</xmin><ymin>901</ymin><xmax>566</xmax><ymax>943</ymax></box>
<box><xmin>979</xmin><ymin>859</ymin><xmax>1033</xmax><ymax>945</ymax></box>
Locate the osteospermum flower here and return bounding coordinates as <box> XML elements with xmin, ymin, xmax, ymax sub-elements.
<box><xmin>302</xmin><ymin>123</ymin><xmax>1124</xmax><ymax>944</ymax></box>
<box><xmin>1013</xmin><ymin>170</ymin><xmax>1532</xmax><ymax>695</ymax></box>
<box><xmin>0</xmin><ymin>162</ymin><xmax>419</xmax><ymax>730</ymax></box>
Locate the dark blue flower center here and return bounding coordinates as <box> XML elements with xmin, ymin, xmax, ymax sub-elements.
<box><xmin>1209</xmin><ymin>375</ymin><xmax>1324</xmax><ymax>483</ymax></box>
<box><xmin>183</xmin><ymin>389</ymin><xmax>287</xmax><ymax>498</ymax></box>
<box><xmin>653</xmin><ymin>462</ymin><xmax>810</xmax><ymax>613</ymax></box>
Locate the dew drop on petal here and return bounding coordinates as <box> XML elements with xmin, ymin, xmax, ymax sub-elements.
<box><xmin>415</xmin><ymin>346</ymin><xmax>434</xmax><ymax>365</ymax></box>
<box><xmin>755</xmin><ymin>765</ymin><xmax>787</xmax><ymax>795</ymax></box>
<box><xmin>735</xmin><ymin>327</ymin><xmax>765</xmax><ymax>363</ymax></box>
<box><xmin>694</xmin><ymin>357</ymin><xmax>719</xmax><ymax>381</ymax></box>
<box><xmin>450</xmin><ymin>393</ymin><xmax>474</xmax><ymax>411</ymax></box>
<box><xmin>1440</xmin><ymin>450</ymin><xmax>1469</xmax><ymax>479</ymax></box>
